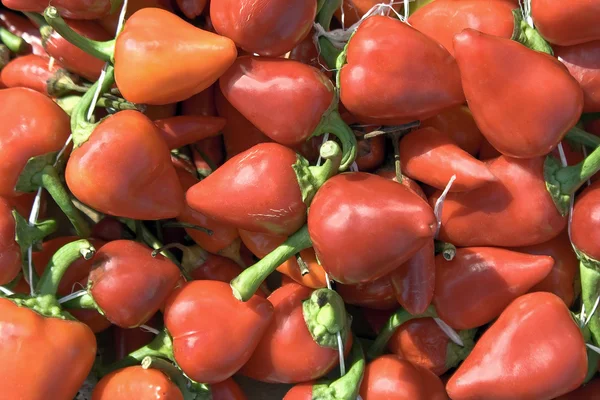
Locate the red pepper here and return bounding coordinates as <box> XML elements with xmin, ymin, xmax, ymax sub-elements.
<box><xmin>154</xmin><ymin>115</ymin><xmax>226</xmax><ymax>150</ymax></box>
<box><xmin>359</xmin><ymin>355</ymin><xmax>448</xmax><ymax>400</ymax></box>
<box><xmin>337</xmin><ymin>274</ymin><xmax>397</xmax><ymax>310</ymax></box>
<box><xmin>177</xmin><ymin>0</ymin><xmax>207</xmax><ymax>19</ymax></box>
<box><xmin>181</xmin><ymin>85</ymin><xmax>217</xmax><ymax>117</ymax></box>
<box><xmin>387</xmin><ymin>318</ymin><xmax>474</xmax><ymax>376</ymax></box>
<box><xmin>289</xmin><ymin>30</ymin><xmax>332</xmax><ymax>77</ymax></box>
<box><xmin>420</xmin><ymin>106</ymin><xmax>483</xmax><ymax>156</ymax></box>
<box><xmin>447</xmin><ymin>292</ymin><xmax>588</xmax><ymax>399</ymax></box>
<box><xmin>0</xmin><ymin>198</ymin><xmax>23</xmax><ymax>285</ymax></box>
<box><xmin>41</xmin><ymin>19</ymin><xmax>111</xmax><ymax>81</ymax></box>
<box><xmin>2</xmin><ymin>10</ymin><xmax>44</xmax><ymax>55</ymax></box>
<box><xmin>555</xmin><ymin>41</ymin><xmax>600</xmax><ymax>113</ymax></box>
<box><xmin>453</xmin><ymin>29</ymin><xmax>583</xmax><ymax>158</ymax></box>
<box><xmin>338</xmin><ymin>15</ymin><xmax>464</xmax><ymax>126</ymax></box>
<box><xmin>531</xmin><ymin>0</ymin><xmax>600</xmax><ymax>45</ymax></box>
<box><xmin>433</xmin><ymin>247</ymin><xmax>554</xmax><ymax>329</ymax></box>
<box><xmin>399</xmin><ymin>127</ymin><xmax>496</xmax><ymax>192</ymax></box>
<box><xmin>240</xmin><ymin>284</ymin><xmax>351</xmax><ymax>383</ymax></box>
<box><xmin>0</xmin><ymin>54</ymin><xmax>83</xmax><ymax>97</ymax></box>
<box><xmin>0</xmin><ymin>239</ymin><xmax>98</xmax><ymax>400</ymax></box>
<box><xmin>92</xmin><ymin>366</ymin><xmax>184</xmax><ymax>400</ymax></box>
<box><xmin>65</xmin><ymin>71</ymin><xmax>185</xmax><ymax>220</ymax></box>
<box><xmin>144</xmin><ymin>103</ymin><xmax>178</xmax><ymax>121</ymax></box>
<box><xmin>33</xmin><ymin>236</ymin><xmax>111</xmax><ymax>333</ymax></box>
<box><xmin>512</xmin><ymin>230</ymin><xmax>579</xmax><ymax>306</ymax></box>
<box><xmin>333</xmin><ymin>0</ymin><xmax>401</xmax><ymax>27</ymax></box>
<box><xmin>308</xmin><ymin>172</ymin><xmax>436</xmax><ymax>284</ymax></box>
<box><xmin>91</xmin><ymin>217</ymin><xmax>128</xmax><ymax>241</ymax></box>
<box><xmin>186</xmin><ymin>141</ymin><xmax>342</xmax><ymax>235</ymax></box>
<box><xmin>210</xmin><ymin>0</ymin><xmax>316</xmax><ymax>56</ymax></box>
<box><xmin>219</xmin><ymin>56</ymin><xmax>357</xmax><ymax>168</ymax></box>
<box><xmin>45</xmin><ymin>7</ymin><xmax>238</xmax><ymax>105</ymax></box>
<box><xmin>355</xmin><ymin>131</ymin><xmax>386</xmax><ymax>172</ymax></box>
<box><xmin>211</xmin><ymin>378</ymin><xmax>247</xmax><ymax>400</ymax></box>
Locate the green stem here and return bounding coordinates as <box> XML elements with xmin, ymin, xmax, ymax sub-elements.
<box><xmin>579</xmin><ymin>255</ymin><xmax>600</xmax><ymax>347</ymax></box>
<box><xmin>119</xmin><ymin>218</ymin><xmax>180</xmax><ymax>264</ymax></box>
<box><xmin>46</xmin><ymin>70</ymin><xmax>89</xmax><ymax>97</ymax></box>
<box><xmin>141</xmin><ymin>357</ymin><xmax>211</xmax><ymax>400</ymax></box>
<box><xmin>318</xmin><ymin>37</ymin><xmax>342</xmax><ymax>70</ymax></box>
<box><xmin>23</xmin><ymin>12</ymin><xmax>47</xmax><ymax>28</ymax></box>
<box><xmin>162</xmin><ymin>221</ymin><xmax>213</xmax><ymax>235</ymax></box>
<box><xmin>43</xmin><ymin>6</ymin><xmax>114</xmax><ymax>62</ymax></box>
<box><xmin>0</xmin><ymin>45</ymin><xmax>9</xmax><ymax>70</ymax></box>
<box><xmin>0</xmin><ymin>27</ymin><xmax>25</xmax><ymax>53</ymax></box>
<box><xmin>566</xmin><ymin>126</ymin><xmax>600</xmax><ymax>149</ymax></box>
<box><xmin>303</xmin><ymin>288</ymin><xmax>350</xmax><ymax>348</ymax></box>
<box><xmin>56</xmin><ymin>94</ymin><xmax>140</xmax><ymax>116</ymax></box>
<box><xmin>511</xmin><ymin>9</ymin><xmax>553</xmax><ymax>55</ymax></box>
<box><xmin>71</xmin><ymin>65</ymin><xmax>116</xmax><ymax>148</ymax></box>
<box><xmin>32</xmin><ymin>166</ymin><xmax>91</xmax><ymax>237</ymax></box>
<box><xmin>313</xmin><ymin>108</ymin><xmax>357</xmax><ymax>171</ymax></box>
<box><xmin>367</xmin><ymin>306</ymin><xmax>437</xmax><ymax>359</ymax></box>
<box><xmin>36</xmin><ymin>239</ymin><xmax>95</xmax><ymax>296</ymax></box>
<box><xmin>585</xmin><ymin>345</ymin><xmax>600</xmax><ymax>383</ymax></box>
<box><xmin>312</xmin><ymin>338</ymin><xmax>365</xmax><ymax>400</ymax></box>
<box><xmin>435</xmin><ymin>241</ymin><xmax>457</xmax><ymax>261</ymax></box>
<box><xmin>316</xmin><ymin>0</ymin><xmax>340</xmax><ymax>29</ymax></box>
<box><xmin>555</xmin><ymin>145</ymin><xmax>600</xmax><ymax>194</ymax></box>
<box><xmin>61</xmin><ymin>292</ymin><xmax>96</xmax><ymax>309</ymax></box>
<box><xmin>230</xmin><ymin>225</ymin><xmax>313</xmax><ymax>301</ymax></box>
<box><xmin>99</xmin><ymin>330</ymin><xmax>175</xmax><ymax>376</ymax></box>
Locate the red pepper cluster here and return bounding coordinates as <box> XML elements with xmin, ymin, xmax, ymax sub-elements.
<box><xmin>0</xmin><ymin>0</ymin><xmax>599</xmax><ymax>399</ymax></box>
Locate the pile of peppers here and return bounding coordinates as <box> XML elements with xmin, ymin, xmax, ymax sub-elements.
<box><xmin>1</xmin><ymin>0</ymin><xmax>600</xmax><ymax>398</ymax></box>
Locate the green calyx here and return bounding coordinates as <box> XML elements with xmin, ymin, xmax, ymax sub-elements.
<box><xmin>303</xmin><ymin>288</ymin><xmax>351</xmax><ymax>348</ymax></box>
<box><xmin>8</xmin><ymin>293</ymin><xmax>75</xmax><ymax>320</ymax></box>
<box><xmin>43</xmin><ymin>6</ymin><xmax>115</xmax><ymax>62</ymax></box>
<box><xmin>231</xmin><ymin>225</ymin><xmax>313</xmax><ymax>301</ymax></box>
<box><xmin>367</xmin><ymin>306</ymin><xmax>438</xmax><ymax>359</ymax></box>
<box><xmin>15</xmin><ymin>153</ymin><xmax>91</xmax><ymax>237</ymax></box>
<box><xmin>544</xmin><ymin>155</ymin><xmax>570</xmax><ymax>216</ymax></box>
<box><xmin>141</xmin><ymin>357</ymin><xmax>211</xmax><ymax>400</ymax></box>
<box><xmin>445</xmin><ymin>329</ymin><xmax>476</xmax><ymax>370</ymax></box>
<box><xmin>511</xmin><ymin>9</ymin><xmax>553</xmax><ymax>55</ymax></box>
<box><xmin>576</xmin><ymin>249</ymin><xmax>600</xmax><ymax>348</ymax></box>
<box><xmin>311</xmin><ymin>338</ymin><xmax>365</xmax><ymax>400</ymax></box>
<box><xmin>293</xmin><ymin>141</ymin><xmax>343</xmax><ymax>205</ymax></box>
<box><xmin>46</xmin><ymin>69</ymin><xmax>88</xmax><ymax>97</ymax></box>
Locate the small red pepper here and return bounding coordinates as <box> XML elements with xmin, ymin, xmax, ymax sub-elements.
<box><xmin>240</xmin><ymin>284</ymin><xmax>351</xmax><ymax>383</ymax></box>
<box><xmin>211</xmin><ymin>378</ymin><xmax>247</xmax><ymax>400</ymax></box>
<box><xmin>447</xmin><ymin>292</ymin><xmax>588</xmax><ymax>399</ymax></box>
<box><xmin>154</xmin><ymin>115</ymin><xmax>226</xmax><ymax>150</ymax></box>
<box><xmin>531</xmin><ymin>0</ymin><xmax>600</xmax><ymax>45</ymax></box>
<box><xmin>210</xmin><ymin>0</ymin><xmax>316</xmax><ymax>56</ymax></box>
<box><xmin>337</xmin><ymin>274</ymin><xmax>398</xmax><ymax>310</ymax></box>
<box><xmin>0</xmin><ymin>198</ymin><xmax>24</xmax><ymax>285</ymax></box>
<box><xmin>555</xmin><ymin>40</ymin><xmax>600</xmax><ymax>113</ymax></box>
<box><xmin>181</xmin><ymin>85</ymin><xmax>217</xmax><ymax>117</ymax></box>
<box><xmin>453</xmin><ymin>29</ymin><xmax>583</xmax><ymax>158</ymax></box>
<box><xmin>355</xmin><ymin>131</ymin><xmax>386</xmax><ymax>172</ymax></box>
<box><xmin>420</xmin><ymin>106</ymin><xmax>483</xmax><ymax>156</ymax></box>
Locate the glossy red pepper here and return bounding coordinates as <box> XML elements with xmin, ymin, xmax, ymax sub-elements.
<box><xmin>338</xmin><ymin>15</ymin><xmax>464</xmax><ymax>126</ymax></box>
<box><xmin>2</xmin><ymin>10</ymin><xmax>44</xmax><ymax>55</ymax></box>
<box><xmin>33</xmin><ymin>236</ymin><xmax>111</xmax><ymax>333</ymax></box>
<box><xmin>447</xmin><ymin>292</ymin><xmax>587</xmax><ymax>399</ymax></box>
<box><xmin>399</xmin><ymin>127</ymin><xmax>496</xmax><ymax>192</ymax></box>
<box><xmin>421</xmin><ymin>106</ymin><xmax>483</xmax><ymax>156</ymax></box>
<box><xmin>92</xmin><ymin>366</ymin><xmax>183</xmax><ymax>400</ymax></box>
<box><xmin>308</xmin><ymin>172</ymin><xmax>436</xmax><ymax>284</ymax></box>
<box><xmin>241</xmin><ymin>284</ymin><xmax>350</xmax><ymax>383</ymax></box>
<box><xmin>453</xmin><ymin>29</ymin><xmax>583</xmax><ymax>158</ymax></box>
<box><xmin>433</xmin><ymin>247</ymin><xmax>554</xmax><ymax>329</ymax></box>
<box><xmin>512</xmin><ymin>230</ymin><xmax>578</xmax><ymax>306</ymax></box>
<box><xmin>531</xmin><ymin>0</ymin><xmax>600</xmax><ymax>45</ymax></box>
<box><xmin>187</xmin><ymin>142</ymin><xmax>341</xmax><ymax>236</ymax></box>
<box><xmin>154</xmin><ymin>115</ymin><xmax>226</xmax><ymax>150</ymax></box>
<box><xmin>41</xmin><ymin>19</ymin><xmax>111</xmax><ymax>81</ymax></box>
<box><xmin>360</xmin><ymin>355</ymin><xmax>448</xmax><ymax>400</ymax></box>
<box><xmin>210</xmin><ymin>0</ymin><xmax>316</xmax><ymax>56</ymax></box>
<box><xmin>219</xmin><ymin>56</ymin><xmax>356</xmax><ymax>168</ymax></box>
<box><xmin>337</xmin><ymin>274</ymin><xmax>397</xmax><ymax>310</ymax></box>
<box><xmin>555</xmin><ymin>41</ymin><xmax>600</xmax><ymax>113</ymax></box>
<box><xmin>0</xmin><ymin>54</ymin><xmax>82</xmax><ymax>97</ymax></box>
<box><xmin>387</xmin><ymin>318</ymin><xmax>474</xmax><ymax>376</ymax></box>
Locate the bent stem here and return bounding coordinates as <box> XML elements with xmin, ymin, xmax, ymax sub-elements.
<box><xmin>142</xmin><ymin>357</ymin><xmax>211</xmax><ymax>400</ymax></box>
<box><xmin>313</xmin><ymin>109</ymin><xmax>357</xmax><ymax>171</ymax></box>
<box><xmin>367</xmin><ymin>306</ymin><xmax>437</xmax><ymax>359</ymax></box>
<box><xmin>303</xmin><ymin>288</ymin><xmax>350</xmax><ymax>348</ymax></box>
<box><xmin>36</xmin><ymin>239</ymin><xmax>95</xmax><ymax>296</ymax></box>
<box><xmin>565</xmin><ymin>126</ymin><xmax>600</xmax><ymax>149</ymax></box>
<box><xmin>295</xmin><ymin>140</ymin><xmax>343</xmax><ymax>205</ymax></box>
<box><xmin>55</xmin><ymin>94</ymin><xmax>141</xmax><ymax>116</ymax></box>
<box><xmin>99</xmin><ymin>330</ymin><xmax>175</xmax><ymax>376</ymax></box>
<box><xmin>231</xmin><ymin>225</ymin><xmax>313</xmax><ymax>301</ymax></box>
<box><xmin>43</xmin><ymin>6</ymin><xmax>114</xmax><ymax>62</ymax></box>
<box><xmin>312</xmin><ymin>338</ymin><xmax>365</xmax><ymax>400</ymax></box>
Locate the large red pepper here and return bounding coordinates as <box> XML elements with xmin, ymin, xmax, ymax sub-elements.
<box><xmin>0</xmin><ymin>54</ymin><xmax>83</xmax><ymax>96</ymax></box>
<box><xmin>187</xmin><ymin>141</ymin><xmax>342</xmax><ymax>236</ymax></box>
<box><xmin>64</xmin><ymin>69</ymin><xmax>185</xmax><ymax>220</ymax></box>
<box><xmin>359</xmin><ymin>355</ymin><xmax>448</xmax><ymax>400</ymax></box>
<box><xmin>447</xmin><ymin>292</ymin><xmax>588</xmax><ymax>399</ymax></box>
<box><xmin>337</xmin><ymin>15</ymin><xmax>464</xmax><ymax>126</ymax></box>
<box><xmin>0</xmin><ymin>239</ymin><xmax>98</xmax><ymax>400</ymax></box>
<box><xmin>421</xmin><ymin>106</ymin><xmax>483</xmax><ymax>156</ymax></box>
<box><xmin>531</xmin><ymin>0</ymin><xmax>600</xmax><ymax>45</ymax></box>
<box><xmin>432</xmin><ymin>247</ymin><xmax>554</xmax><ymax>329</ymax></box>
<box><xmin>41</xmin><ymin>18</ymin><xmax>111</xmax><ymax>81</ymax></box>
<box><xmin>44</xmin><ymin>7</ymin><xmax>238</xmax><ymax>105</ymax></box>
<box><xmin>555</xmin><ymin>41</ymin><xmax>600</xmax><ymax>113</ymax></box>
<box><xmin>453</xmin><ymin>29</ymin><xmax>583</xmax><ymax>158</ymax></box>
<box><xmin>219</xmin><ymin>56</ymin><xmax>357</xmax><ymax>168</ymax></box>
<box><xmin>62</xmin><ymin>240</ymin><xmax>181</xmax><ymax>328</ymax></box>
<box><xmin>399</xmin><ymin>127</ymin><xmax>496</xmax><ymax>192</ymax></box>
<box><xmin>210</xmin><ymin>0</ymin><xmax>315</xmax><ymax>56</ymax></box>
<box><xmin>409</xmin><ymin>0</ymin><xmax>552</xmax><ymax>56</ymax></box>
<box><xmin>240</xmin><ymin>284</ymin><xmax>351</xmax><ymax>383</ymax></box>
